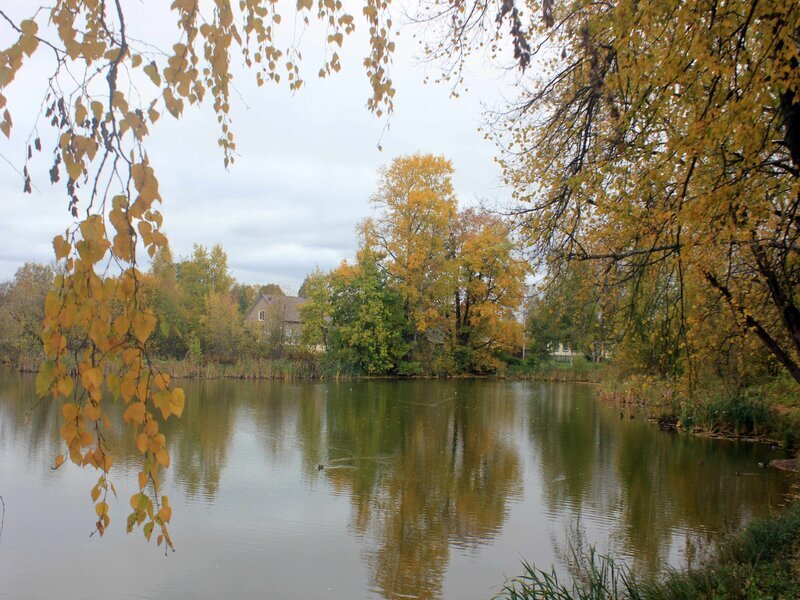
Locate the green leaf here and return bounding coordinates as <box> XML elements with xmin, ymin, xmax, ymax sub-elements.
<box><xmin>36</xmin><ymin>360</ymin><xmax>56</xmax><ymax>397</ymax></box>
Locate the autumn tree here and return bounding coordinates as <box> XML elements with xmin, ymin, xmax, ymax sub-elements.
<box><xmin>453</xmin><ymin>208</ymin><xmax>527</xmax><ymax>371</ymax></box>
<box><xmin>435</xmin><ymin>0</ymin><xmax>800</xmax><ymax>385</ymax></box>
<box><xmin>362</xmin><ymin>154</ymin><xmax>526</xmax><ymax>372</ymax></box>
<box><xmin>201</xmin><ymin>290</ymin><xmax>248</xmax><ymax>363</ymax></box>
<box><xmin>362</xmin><ymin>153</ymin><xmax>458</xmax><ymax>342</ymax></box>
<box><xmin>144</xmin><ymin>247</ymin><xmax>188</xmax><ymax>359</ymax></box>
<box><xmin>0</xmin><ymin>263</ymin><xmax>54</xmax><ymax>368</ymax></box>
<box><xmin>176</xmin><ymin>244</ymin><xmax>233</xmax><ymax>315</ymax></box>
<box><xmin>145</xmin><ymin>243</ymin><xmax>237</xmax><ymax>361</ymax></box>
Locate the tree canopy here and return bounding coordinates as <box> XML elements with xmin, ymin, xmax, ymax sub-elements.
<box><xmin>304</xmin><ymin>154</ymin><xmax>526</xmax><ymax>375</ymax></box>
<box><xmin>484</xmin><ymin>0</ymin><xmax>800</xmax><ymax>384</ymax></box>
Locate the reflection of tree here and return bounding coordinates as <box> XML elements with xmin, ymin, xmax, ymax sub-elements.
<box><xmin>615</xmin><ymin>421</ymin><xmax>791</xmax><ymax>573</ymax></box>
<box><xmin>160</xmin><ymin>378</ymin><xmax>237</xmax><ymax>501</ymax></box>
<box><xmin>0</xmin><ymin>368</ymin><xmax>63</xmax><ymax>461</ymax></box>
<box><xmin>296</xmin><ymin>384</ymin><xmax>327</xmax><ymax>475</ymax></box>
<box><xmin>528</xmin><ymin>384</ymin><xmax>606</xmax><ymax>512</ymax></box>
<box><xmin>0</xmin><ymin>367</ymin><xmax>148</xmax><ymax>471</ymax></box>
<box><xmin>302</xmin><ymin>380</ymin><xmax>524</xmax><ymax>600</ymax></box>
<box><xmin>528</xmin><ymin>382</ymin><xmax>792</xmax><ymax>576</ymax></box>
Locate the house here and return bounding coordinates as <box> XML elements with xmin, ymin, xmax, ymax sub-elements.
<box><xmin>245</xmin><ymin>294</ymin><xmax>307</xmax><ymax>344</ymax></box>
<box><xmin>551</xmin><ymin>341</ymin><xmax>581</xmax><ymax>363</ymax></box>
<box><xmin>549</xmin><ymin>340</ymin><xmax>611</xmax><ymax>363</ymax></box>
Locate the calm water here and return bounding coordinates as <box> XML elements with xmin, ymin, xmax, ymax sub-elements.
<box><xmin>0</xmin><ymin>371</ymin><xmax>794</xmax><ymax>599</ymax></box>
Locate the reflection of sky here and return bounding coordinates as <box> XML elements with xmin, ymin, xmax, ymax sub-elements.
<box><xmin>0</xmin><ymin>374</ymin><xmax>793</xmax><ymax>599</ymax></box>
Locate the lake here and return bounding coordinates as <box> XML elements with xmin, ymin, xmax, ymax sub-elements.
<box><xmin>0</xmin><ymin>371</ymin><xmax>794</xmax><ymax>599</ymax></box>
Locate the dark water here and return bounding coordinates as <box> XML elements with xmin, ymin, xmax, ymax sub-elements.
<box><xmin>0</xmin><ymin>371</ymin><xmax>794</xmax><ymax>599</ymax></box>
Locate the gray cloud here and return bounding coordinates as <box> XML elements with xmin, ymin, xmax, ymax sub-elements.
<box><xmin>0</xmin><ymin>2</ymin><xmax>515</xmax><ymax>290</ymax></box>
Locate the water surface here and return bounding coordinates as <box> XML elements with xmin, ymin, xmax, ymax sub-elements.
<box><xmin>0</xmin><ymin>372</ymin><xmax>793</xmax><ymax>599</ymax></box>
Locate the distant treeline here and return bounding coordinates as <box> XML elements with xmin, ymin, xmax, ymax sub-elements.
<box><xmin>4</xmin><ymin>154</ymin><xmax>797</xmax><ymax>388</ymax></box>
<box><xmin>0</xmin><ymin>157</ymin><xmax>530</xmax><ymax>376</ymax></box>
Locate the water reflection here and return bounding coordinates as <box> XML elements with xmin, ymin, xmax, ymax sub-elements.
<box><xmin>307</xmin><ymin>381</ymin><xmax>523</xmax><ymax>599</ymax></box>
<box><xmin>526</xmin><ymin>383</ymin><xmax>792</xmax><ymax>575</ymax></box>
<box><xmin>0</xmin><ymin>371</ymin><xmax>794</xmax><ymax>600</ymax></box>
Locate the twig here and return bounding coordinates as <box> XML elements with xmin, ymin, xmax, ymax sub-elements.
<box><xmin>0</xmin><ymin>495</ymin><xmax>5</xmax><ymax>542</ymax></box>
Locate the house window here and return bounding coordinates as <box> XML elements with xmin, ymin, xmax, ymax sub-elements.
<box><xmin>258</xmin><ymin>310</ymin><xmax>265</xmax><ymax>321</ymax></box>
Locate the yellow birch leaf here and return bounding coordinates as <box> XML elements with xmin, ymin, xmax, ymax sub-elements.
<box><xmin>157</xmin><ymin>505</ymin><xmax>172</xmax><ymax>523</ymax></box>
<box><xmin>135</xmin><ymin>432</ymin><xmax>149</xmax><ymax>454</ymax></box>
<box><xmin>123</xmin><ymin>401</ymin><xmax>146</xmax><ymax>425</ymax></box>
<box><xmin>120</xmin><ymin>377</ymin><xmax>136</xmax><ymax>403</ymax></box>
<box><xmin>36</xmin><ymin>360</ymin><xmax>56</xmax><ymax>397</ymax></box>
<box><xmin>64</xmin><ymin>154</ymin><xmax>82</xmax><ymax>180</ymax></box>
<box><xmin>169</xmin><ymin>388</ymin><xmax>185</xmax><ymax>418</ymax></box>
<box><xmin>113</xmin><ymin>314</ymin><xmax>131</xmax><ymax>336</ymax></box>
<box><xmin>20</xmin><ymin>19</ymin><xmax>38</xmax><ymax>36</ymax></box>
<box><xmin>62</xmin><ymin>402</ymin><xmax>79</xmax><ymax>421</ymax></box>
<box><xmin>154</xmin><ymin>373</ymin><xmax>170</xmax><ymax>390</ymax></box>
<box><xmin>53</xmin><ymin>235</ymin><xmax>71</xmax><ymax>259</ymax></box>
<box><xmin>155</xmin><ymin>448</ymin><xmax>170</xmax><ymax>467</ymax></box>
<box><xmin>143</xmin><ymin>61</ymin><xmax>161</xmax><ymax>86</ymax></box>
<box><xmin>91</xmin><ymin>100</ymin><xmax>104</xmax><ymax>121</ymax></box>
<box><xmin>86</xmin><ymin>403</ymin><xmax>100</xmax><ymax>420</ymax></box>
<box><xmin>56</xmin><ymin>376</ymin><xmax>74</xmax><ymax>398</ymax></box>
<box><xmin>132</xmin><ymin>311</ymin><xmax>157</xmax><ymax>343</ymax></box>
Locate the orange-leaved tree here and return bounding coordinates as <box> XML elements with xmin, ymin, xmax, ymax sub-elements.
<box><xmin>414</xmin><ymin>0</ymin><xmax>800</xmax><ymax>385</ymax></box>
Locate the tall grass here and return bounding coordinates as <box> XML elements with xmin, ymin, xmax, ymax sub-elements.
<box><xmin>497</xmin><ymin>547</ymin><xmax>642</xmax><ymax>600</ymax></box>
<box><xmin>599</xmin><ymin>373</ymin><xmax>800</xmax><ymax>443</ymax></box>
<box><xmin>496</xmin><ymin>502</ymin><xmax>800</xmax><ymax>600</ymax></box>
<box><xmin>509</xmin><ymin>356</ymin><xmax>605</xmax><ymax>383</ymax></box>
<box><xmin>155</xmin><ymin>357</ymin><xmax>322</xmax><ymax>380</ymax></box>
<box><xmin>678</xmin><ymin>389</ymin><xmax>772</xmax><ymax>437</ymax></box>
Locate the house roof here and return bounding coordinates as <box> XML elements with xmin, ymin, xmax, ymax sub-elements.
<box><xmin>246</xmin><ymin>294</ymin><xmax>307</xmax><ymax>323</ymax></box>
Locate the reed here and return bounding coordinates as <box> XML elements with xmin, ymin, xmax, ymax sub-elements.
<box><xmin>497</xmin><ymin>502</ymin><xmax>800</xmax><ymax>599</ymax></box>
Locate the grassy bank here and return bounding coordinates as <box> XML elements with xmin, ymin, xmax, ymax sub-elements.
<box><xmin>508</xmin><ymin>356</ymin><xmax>605</xmax><ymax>383</ymax></box>
<box><xmin>2</xmin><ymin>352</ymin><xmax>605</xmax><ymax>382</ymax></box>
<box><xmin>153</xmin><ymin>357</ymin><xmax>328</xmax><ymax>380</ymax></box>
<box><xmin>600</xmin><ymin>373</ymin><xmax>800</xmax><ymax>450</ymax></box>
<box><xmin>497</xmin><ymin>499</ymin><xmax>800</xmax><ymax>599</ymax></box>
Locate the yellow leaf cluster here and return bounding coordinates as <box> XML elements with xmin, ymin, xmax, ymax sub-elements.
<box><xmin>3</xmin><ymin>0</ymin><xmax>405</xmax><ymax>551</ymax></box>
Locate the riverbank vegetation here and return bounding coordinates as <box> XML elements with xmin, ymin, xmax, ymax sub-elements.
<box><xmin>498</xmin><ymin>499</ymin><xmax>800</xmax><ymax>600</ymax></box>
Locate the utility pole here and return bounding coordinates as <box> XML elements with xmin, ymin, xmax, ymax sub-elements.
<box><xmin>520</xmin><ymin>284</ymin><xmax>533</xmax><ymax>361</ymax></box>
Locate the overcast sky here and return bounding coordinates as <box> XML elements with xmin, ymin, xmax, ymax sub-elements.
<box><xmin>0</xmin><ymin>2</ymin><xmax>518</xmax><ymax>293</ymax></box>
